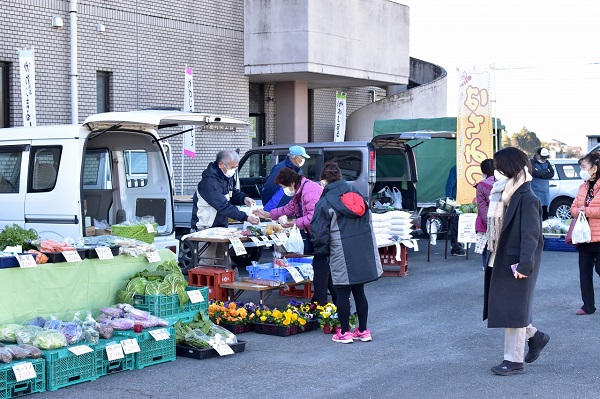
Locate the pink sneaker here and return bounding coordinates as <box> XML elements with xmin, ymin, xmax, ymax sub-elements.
<box><xmin>332</xmin><ymin>331</ymin><xmax>353</xmax><ymax>344</ymax></box>
<box><xmin>351</xmin><ymin>329</ymin><xmax>372</xmax><ymax>342</ymax></box>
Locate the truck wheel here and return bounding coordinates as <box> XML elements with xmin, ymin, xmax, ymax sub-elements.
<box><xmin>420</xmin><ymin>214</ymin><xmax>447</xmax><ymax>239</ymax></box>
<box><xmin>178</xmin><ymin>239</ymin><xmax>194</xmax><ymax>273</ymax></box>
<box><xmin>550</xmin><ymin>198</ymin><xmax>573</xmax><ymax>220</ymax></box>
<box><xmin>230</xmin><ymin>247</ymin><xmax>264</xmax><ymax>267</ymax></box>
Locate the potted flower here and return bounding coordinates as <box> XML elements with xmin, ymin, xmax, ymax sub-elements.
<box><xmin>317</xmin><ymin>303</ymin><xmax>341</xmax><ymax>334</ymax></box>
<box><xmin>208</xmin><ymin>301</ymin><xmax>258</xmax><ymax>334</ymax></box>
<box><xmin>253</xmin><ymin>306</ymin><xmax>308</xmax><ymax>337</ymax></box>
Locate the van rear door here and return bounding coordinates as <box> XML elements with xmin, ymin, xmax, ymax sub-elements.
<box><xmin>0</xmin><ymin>144</ymin><xmax>29</xmax><ymax>229</ymax></box>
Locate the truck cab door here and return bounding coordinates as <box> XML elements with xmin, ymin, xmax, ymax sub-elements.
<box><xmin>237</xmin><ymin>149</ymin><xmax>273</xmax><ymax>201</ymax></box>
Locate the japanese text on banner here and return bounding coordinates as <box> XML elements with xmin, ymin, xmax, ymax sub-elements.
<box><xmin>333</xmin><ymin>91</ymin><xmax>347</xmax><ymax>142</ymax></box>
<box><xmin>183</xmin><ymin>67</ymin><xmax>196</xmax><ymax>157</ymax></box>
<box><xmin>18</xmin><ymin>48</ymin><xmax>37</xmax><ymax>127</ymax></box>
<box><xmin>456</xmin><ymin>70</ymin><xmax>494</xmax><ymax>204</ymax></box>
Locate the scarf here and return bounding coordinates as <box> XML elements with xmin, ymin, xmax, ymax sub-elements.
<box><xmin>486</xmin><ymin>168</ymin><xmax>532</xmax><ymax>253</ymax></box>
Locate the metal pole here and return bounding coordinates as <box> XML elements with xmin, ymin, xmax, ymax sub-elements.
<box><xmin>69</xmin><ymin>0</ymin><xmax>79</xmax><ymax>124</ymax></box>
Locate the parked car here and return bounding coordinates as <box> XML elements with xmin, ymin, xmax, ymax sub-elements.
<box><xmin>548</xmin><ymin>158</ymin><xmax>581</xmax><ymax>219</ymax></box>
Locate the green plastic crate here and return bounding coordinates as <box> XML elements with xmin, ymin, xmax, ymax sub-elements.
<box><xmin>0</xmin><ymin>358</ymin><xmax>45</xmax><ymax>398</ymax></box>
<box><xmin>132</xmin><ymin>286</ymin><xmax>209</xmax><ymax>318</ymax></box>
<box><xmin>115</xmin><ymin>327</ymin><xmax>176</xmax><ymax>369</ymax></box>
<box><xmin>162</xmin><ymin>310</ymin><xmax>206</xmax><ymax>326</ymax></box>
<box><xmin>42</xmin><ymin>346</ymin><xmax>97</xmax><ymax>391</ymax></box>
<box><xmin>94</xmin><ymin>339</ymin><xmax>135</xmax><ymax>377</ymax></box>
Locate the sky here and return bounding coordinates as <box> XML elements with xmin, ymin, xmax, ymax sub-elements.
<box><xmin>394</xmin><ymin>1</ymin><xmax>600</xmax><ymax>150</ymax></box>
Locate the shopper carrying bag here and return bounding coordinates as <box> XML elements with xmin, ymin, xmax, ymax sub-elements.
<box><xmin>572</xmin><ymin>212</ymin><xmax>591</xmax><ymax>245</ymax></box>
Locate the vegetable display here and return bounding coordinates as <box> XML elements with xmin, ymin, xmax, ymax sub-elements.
<box><xmin>174</xmin><ymin>312</ymin><xmax>238</xmax><ymax>349</ymax></box>
<box><xmin>0</xmin><ymin>224</ymin><xmax>39</xmax><ymax>251</ymax></box>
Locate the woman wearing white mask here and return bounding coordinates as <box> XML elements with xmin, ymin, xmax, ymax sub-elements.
<box><xmin>253</xmin><ymin>168</ymin><xmax>335</xmax><ymax>304</ymax></box>
<box><xmin>570</xmin><ymin>151</ymin><xmax>600</xmax><ymax>315</ymax></box>
<box><xmin>484</xmin><ymin>147</ymin><xmax>549</xmax><ymax>376</ymax></box>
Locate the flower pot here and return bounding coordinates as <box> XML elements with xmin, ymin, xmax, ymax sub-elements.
<box><xmin>322</xmin><ymin>324</ymin><xmax>338</xmax><ymax>334</ymax></box>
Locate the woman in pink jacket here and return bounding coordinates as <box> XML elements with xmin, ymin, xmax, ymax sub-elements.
<box><xmin>254</xmin><ymin>168</ymin><xmax>335</xmax><ymax>304</ymax></box>
<box><xmin>475</xmin><ymin>159</ymin><xmax>495</xmax><ymax>271</ymax></box>
<box><xmin>570</xmin><ymin>151</ymin><xmax>600</xmax><ymax>315</ymax></box>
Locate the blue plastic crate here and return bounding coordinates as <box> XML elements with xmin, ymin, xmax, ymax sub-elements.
<box><xmin>285</xmin><ymin>256</ymin><xmax>314</xmax><ymax>265</ymax></box>
<box><xmin>42</xmin><ymin>346</ymin><xmax>97</xmax><ymax>391</ymax></box>
<box><xmin>115</xmin><ymin>326</ymin><xmax>176</xmax><ymax>369</ymax></box>
<box><xmin>246</xmin><ymin>263</ymin><xmax>292</xmax><ymax>283</ymax></box>
<box><xmin>0</xmin><ymin>358</ymin><xmax>45</xmax><ymax>398</ymax></box>
<box><xmin>94</xmin><ymin>338</ymin><xmax>135</xmax><ymax>377</ymax></box>
<box><xmin>543</xmin><ymin>237</ymin><xmax>577</xmax><ymax>252</ymax></box>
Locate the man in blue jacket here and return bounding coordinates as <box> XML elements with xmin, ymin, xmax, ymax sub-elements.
<box><xmin>530</xmin><ymin>147</ymin><xmax>554</xmax><ymax>220</ymax></box>
<box><xmin>191</xmin><ymin>150</ymin><xmax>259</xmax><ymax>264</ymax></box>
<box><xmin>261</xmin><ymin>145</ymin><xmax>310</xmax><ymax>211</ymax></box>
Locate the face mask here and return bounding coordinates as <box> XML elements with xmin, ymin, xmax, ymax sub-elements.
<box><xmin>580</xmin><ymin>169</ymin><xmax>591</xmax><ymax>182</ymax></box>
<box><xmin>494</xmin><ymin>170</ymin><xmax>508</xmax><ymax>181</ymax></box>
<box><xmin>224</xmin><ymin>167</ymin><xmax>236</xmax><ymax>178</ymax></box>
<box><xmin>297</xmin><ymin>158</ymin><xmax>306</xmax><ymax>167</ymax></box>
<box><xmin>283</xmin><ymin>186</ymin><xmax>295</xmax><ymax>196</ymax></box>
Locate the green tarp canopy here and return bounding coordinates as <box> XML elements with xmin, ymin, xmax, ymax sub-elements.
<box><xmin>373</xmin><ymin>117</ymin><xmax>503</xmax><ymax>203</ymax></box>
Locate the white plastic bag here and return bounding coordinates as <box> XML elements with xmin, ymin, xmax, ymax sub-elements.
<box><xmin>391</xmin><ymin>187</ymin><xmax>403</xmax><ymax>210</ymax></box>
<box><xmin>572</xmin><ymin>212</ymin><xmax>592</xmax><ymax>244</ymax></box>
<box><xmin>286</xmin><ymin>225</ymin><xmax>304</xmax><ymax>254</ymax></box>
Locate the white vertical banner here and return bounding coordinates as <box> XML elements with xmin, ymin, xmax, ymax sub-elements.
<box><xmin>183</xmin><ymin>67</ymin><xmax>196</xmax><ymax>157</ymax></box>
<box><xmin>18</xmin><ymin>48</ymin><xmax>37</xmax><ymax>127</ymax></box>
<box><xmin>333</xmin><ymin>91</ymin><xmax>347</xmax><ymax>142</ymax></box>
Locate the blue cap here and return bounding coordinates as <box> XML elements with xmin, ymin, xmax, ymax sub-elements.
<box><xmin>289</xmin><ymin>145</ymin><xmax>310</xmax><ymax>158</ymax></box>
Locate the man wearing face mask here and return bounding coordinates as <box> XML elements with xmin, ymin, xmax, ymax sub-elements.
<box><xmin>261</xmin><ymin>145</ymin><xmax>310</xmax><ymax>211</ymax></box>
<box><xmin>191</xmin><ymin>150</ymin><xmax>259</xmax><ymax>264</ymax></box>
<box><xmin>530</xmin><ymin>148</ymin><xmax>554</xmax><ymax>220</ymax></box>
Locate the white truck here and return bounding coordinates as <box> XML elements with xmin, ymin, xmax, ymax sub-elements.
<box><xmin>0</xmin><ymin>110</ymin><xmax>248</xmax><ymax>257</ymax></box>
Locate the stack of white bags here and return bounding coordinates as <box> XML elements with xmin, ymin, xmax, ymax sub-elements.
<box><xmin>371</xmin><ymin>210</ymin><xmax>414</xmax><ymax>247</ymax></box>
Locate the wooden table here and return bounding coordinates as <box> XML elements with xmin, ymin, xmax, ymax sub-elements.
<box><xmin>184</xmin><ymin>235</ymin><xmax>260</xmax><ymax>270</ymax></box>
<box><xmin>220</xmin><ymin>279</ymin><xmax>312</xmax><ymax>305</ymax></box>
<box><xmin>426</xmin><ymin>212</ymin><xmax>469</xmax><ymax>262</ymax></box>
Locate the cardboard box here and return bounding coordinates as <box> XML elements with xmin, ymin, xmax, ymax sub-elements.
<box><xmin>95</xmin><ymin>229</ymin><xmax>111</xmax><ymax>236</ymax></box>
<box><xmin>85</xmin><ymin>226</ymin><xmax>95</xmax><ymax>237</ymax></box>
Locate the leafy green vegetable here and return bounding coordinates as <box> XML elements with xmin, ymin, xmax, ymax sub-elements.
<box><xmin>0</xmin><ymin>224</ymin><xmax>39</xmax><ymax>251</ymax></box>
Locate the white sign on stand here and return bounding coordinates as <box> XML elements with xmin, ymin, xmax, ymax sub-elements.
<box><xmin>12</xmin><ymin>362</ymin><xmax>36</xmax><ymax>382</ymax></box>
<box><xmin>458</xmin><ymin>213</ymin><xmax>478</xmax><ymax>243</ymax></box>
<box><xmin>146</xmin><ymin>251</ymin><xmax>161</xmax><ymax>263</ymax></box>
<box><xmin>68</xmin><ymin>345</ymin><xmax>93</xmax><ymax>355</ymax></box>
<box><xmin>16</xmin><ymin>254</ymin><xmax>37</xmax><ymax>268</ymax></box>
<box><xmin>249</xmin><ymin>236</ymin><xmax>264</xmax><ymax>246</ymax></box>
<box><xmin>270</xmin><ymin>234</ymin><xmax>283</xmax><ymax>246</ymax></box>
<box><xmin>95</xmin><ymin>247</ymin><xmax>114</xmax><ymax>260</ymax></box>
<box><xmin>149</xmin><ymin>328</ymin><xmax>170</xmax><ymax>341</ymax></box>
<box><xmin>105</xmin><ymin>343</ymin><xmax>125</xmax><ymax>361</ymax></box>
<box><xmin>229</xmin><ymin>237</ymin><xmax>247</xmax><ymax>255</ymax></box>
<box><xmin>62</xmin><ymin>250</ymin><xmax>82</xmax><ymax>263</ymax></box>
<box><xmin>212</xmin><ymin>343</ymin><xmax>235</xmax><ymax>356</ymax></box>
<box><xmin>285</xmin><ymin>266</ymin><xmax>304</xmax><ymax>283</ymax></box>
<box><xmin>259</xmin><ymin>236</ymin><xmax>272</xmax><ymax>247</ymax></box>
<box><xmin>120</xmin><ymin>338</ymin><xmax>140</xmax><ymax>354</ymax></box>
<box><xmin>187</xmin><ymin>289</ymin><xmax>205</xmax><ymax>303</ymax></box>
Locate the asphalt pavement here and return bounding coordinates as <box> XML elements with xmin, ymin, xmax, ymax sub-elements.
<box><xmin>34</xmin><ymin>239</ymin><xmax>600</xmax><ymax>399</ymax></box>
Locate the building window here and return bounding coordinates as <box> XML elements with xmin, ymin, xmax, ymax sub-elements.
<box><xmin>96</xmin><ymin>71</ymin><xmax>111</xmax><ymax>113</ymax></box>
<box><xmin>0</xmin><ymin>63</ymin><xmax>9</xmax><ymax>128</ymax></box>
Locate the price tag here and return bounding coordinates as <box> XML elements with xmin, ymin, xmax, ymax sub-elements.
<box><xmin>285</xmin><ymin>265</ymin><xmax>304</xmax><ymax>283</ymax></box>
<box><xmin>146</xmin><ymin>251</ymin><xmax>161</xmax><ymax>263</ymax></box>
<box><xmin>296</xmin><ymin>264</ymin><xmax>314</xmax><ymax>281</ymax></box>
<box><xmin>105</xmin><ymin>343</ymin><xmax>125</xmax><ymax>361</ymax></box>
<box><xmin>95</xmin><ymin>247</ymin><xmax>114</xmax><ymax>260</ymax></box>
<box><xmin>120</xmin><ymin>338</ymin><xmax>140</xmax><ymax>354</ymax></box>
<box><xmin>145</xmin><ymin>223</ymin><xmax>156</xmax><ymax>233</ymax></box>
<box><xmin>276</xmin><ymin>233</ymin><xmax>288</xmax><ymax>243</ymax></box>
<box><xmin>16</xmin><ymin>254</ymin><xmax>37</xmax><ymax>268</ymax></box>
<box><xmin>62</xmin><ymin>250</ymin><xmax>82</xmax><ymax>262</ymax></box>
<box><xmin>12</xmin><ymin>362</ymin><xmax>36</xmax><ymax>382</ymax></box>
<box><xmin>270</xmin><ymin>234</ymin><xmax>283</xmax><ymax>246</ymax></box>
<box><xmin>259</xmin><ymin>236</ymin><xmax>272</xmax><ymax>247</ymax></box>
<box><xmin>212</xmin><ymin>343</ymin><xmax>235</xmax><ymax>356</ymax></box>
<box><xmin>249</xmin><ymin>236</ymin><xmax>264</xmax><ymax>246</ymax></box>
<box><xmin>148</xmin><ymin>328</ymin><xmax>170</xmax><ymax>341</ymax></box>
<box><xmin>187</xmin><ymin>289</ymin><xmax>205</xmax><ymax>303</ymax></box>
<box><xmin>228</xmin><ymin>237</ymin><xmax>247</xmax><ymax>256</ymax></box>
<box><xmin>68</xmin><ymin>345</ymin><xmax>94</xmax><ymax>355</ymax></box>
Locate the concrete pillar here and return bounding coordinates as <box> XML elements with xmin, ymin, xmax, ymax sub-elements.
<box><xmin>276</xmin><ymin>81</ymin><xmax>308</xmax><ymax>144</ymax></box>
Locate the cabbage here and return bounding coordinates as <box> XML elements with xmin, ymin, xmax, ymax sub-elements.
<box><xmin>126</xmin><ymin>277</ymin><xmax>148</xmax><ymax>294</ymax></box>
<box><xmin>145</xmin><ymin>280</ymin><xmax>161</xmax><ymax>295</ymax></box>
<box><xmin>0</xmin><ymin>324</ymin><xmax>23</xmax><ymax>343</ymax></box>
<box><xmin>32</xmin><ymin>330</ymin><xmax>67</xmax><ymax>350</ymax></box>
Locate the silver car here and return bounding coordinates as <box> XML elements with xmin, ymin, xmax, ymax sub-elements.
<box><xmin>548</xmin><ymin>158</ymin><xmax>582</xmax><ymax>219</ymax></box>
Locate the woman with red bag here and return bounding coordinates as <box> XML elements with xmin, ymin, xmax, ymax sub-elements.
<box><xmin>570</xmin><ymin>151</ymin><xmax>600</xmax><ymax>315</ymax></box>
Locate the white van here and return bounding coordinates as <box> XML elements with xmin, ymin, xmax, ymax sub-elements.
<box><xmin>0</xmin><ymin>110</ymin><xmax>248</xmax><ymax>254</ymax></box>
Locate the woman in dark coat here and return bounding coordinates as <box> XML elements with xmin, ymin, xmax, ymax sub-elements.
<box><xmin>484</xmin><ymin>147</ymin><xmax>550</xmax><ymax>376</ymax></box>
<box><xmin>311</xmin><ymin>163</ymin><xmax>383</xmax><ymax>344</ymax></box>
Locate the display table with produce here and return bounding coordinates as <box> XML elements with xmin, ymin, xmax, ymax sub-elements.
<box><xmin>220</xmin><ymin>279</ymin><xmax>313</xmax><ymax>305</ymax></box>
<box><xmin>0</xmin><ymin>249</ymin><xmax>176</xmax><ymax>325</ymax></box>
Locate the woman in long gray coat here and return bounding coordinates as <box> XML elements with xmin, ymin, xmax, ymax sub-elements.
<box><xmin>484</xmin><ymin>147</ymin><xmax>550</xmax><ymax>376</ymax></box>
<box><xmin>311</xmin><ymin>163</ymin><xmax>382</xmax><ymax>344</ymax></box>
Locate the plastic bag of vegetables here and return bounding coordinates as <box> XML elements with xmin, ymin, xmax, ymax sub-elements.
<box><xmin>0</xmin><ymin>324</ymin><xmax>23</xmax><ymax>343</ymax></box>
<box><xmin>208</xmin><ymin>323</ymin><xmax>238</xmax><ymax>345</ymax></box>
<box><xmin>15</xmin><ymin>325</ymin><xmax>43</xmax><ymax>345</ymax></box>
<box><xmin>32</xmin><ymin>330</ymin><xmax>67</xmax><ymax>350</ymax></box>
<box><xmin>184</xmin><ymin>329</ymin><xmax>212</xmax><ymax>349</ymax></box>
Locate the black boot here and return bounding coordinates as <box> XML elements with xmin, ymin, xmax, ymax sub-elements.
<box><xmin>525</xmin><ymin>330</ymin><xmax>550</xmax><ymax>363</ymax></box>
<box><xmin>491</xmin><ymin>360</ymin><xmax>524</xmax><ymax>376</ymax></box>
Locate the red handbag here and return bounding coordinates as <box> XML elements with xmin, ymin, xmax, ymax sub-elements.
<box><xmin>565</xmin><ymin>219</ymin><xmax>577</xmax><ymax>245</ymax></box>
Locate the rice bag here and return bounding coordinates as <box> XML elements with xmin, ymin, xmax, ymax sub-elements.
<box><xmin>33</xmin><ymin>330</ymin><xmax>67</xmax><ymax>350</ymax></box>
<box><xmin>5</xmin><ymin>345</ymin><xmax>28</xmax><ymax>360</ymax></box>
<box><xmin>27</xmin><ymin>317</ymin><xmax>47</xmax><ymax>328</ymax></box>
<box><xmin>15</xmin><ymin>325</ymin><xmax>43</xmax><ymax>345</ymax></box>
<box><xmin>18</xmin><ymin>344</ymin><xmax>42</xmax><ymax>359</ymax></box>
<box><xmin>97</xmin><ymin>323</ymin><xmax>114</xmax><ymax>339</ymax></box>
<box><xmin>0</xmin><ymin>347</ymin><xmax>13</xmax><ymax>363</ymax></box>
<box><xmin>0</xmin><ymin>324</ymin><xmax>23</xmax><ymax>343</ymax></box>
